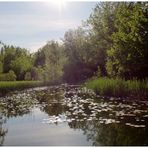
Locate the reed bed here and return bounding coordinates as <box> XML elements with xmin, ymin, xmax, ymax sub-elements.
<box><xmin>0</xmin><ymin>81</ymin><xmax>44</xmax><ymax>93</ymax></box>
<box><xmin>85</xmin><ymin>77</ymin><xmax>148</xmax><ymax>99</ymax></box>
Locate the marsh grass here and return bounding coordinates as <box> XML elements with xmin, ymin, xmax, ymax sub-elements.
<box><xmin>0</xmin><ymin>81</ymin><xmax>44</xmax><ymax>94</ymax></box>
<box><xmin>85</xmin><ymin>77</ymin><xmax>148</xmax><ymax>99</ymax></box>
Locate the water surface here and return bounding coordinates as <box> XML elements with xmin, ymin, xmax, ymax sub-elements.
<box><xmin>0</xmin><ymin>85</ymin><xmax>148</xmax><ymax>146</ymax></box>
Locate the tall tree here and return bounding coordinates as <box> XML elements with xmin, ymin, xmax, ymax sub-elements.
<box><xmin>63</xmin><ymin>27</ymin><xmax>97</xmax><ymax>83</ymax></box>
<box><xmin>87</xmin><ymin>2</ymin><xmax>119</xmax><ymax>76</ymax></box>
<box><xmin>10</xmin><ymin>55</ymin><xmax>32</xmax><ymax>80</ymax></box>
<box><xmin>35</xmin><ymin>41</ymin><xmax>66</xmax><ymax>82</ymax></box>
<box><xmin>3</xmin><ymin>46</ymin><xmax>16</xmax><ymax>73</ymax></box>
<box><xmin>107</xmin><ymin>2</ymin><xmax>148</xmax><ymax>79</ymax></box>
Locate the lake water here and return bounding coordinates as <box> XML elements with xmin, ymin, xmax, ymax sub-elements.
<box><xmin>0</xmin><ymin>85</ymin><xmax>148</xmax><ymax>146</ymax></box>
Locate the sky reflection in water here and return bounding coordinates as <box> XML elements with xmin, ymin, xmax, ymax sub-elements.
<box><xmin>0</xmin><ymin>85</ymin><xmax>148</xmax><ymax>146</ymax></box>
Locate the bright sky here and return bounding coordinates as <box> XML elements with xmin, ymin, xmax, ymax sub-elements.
<box><xmin>0</xmin><ymin>1</ymin><xmax>97</xmax><ymax>52</ymax></box>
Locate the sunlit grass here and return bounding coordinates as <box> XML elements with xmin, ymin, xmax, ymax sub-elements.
<box><xmin>0</xmin><ymin>81</ymin><xmax>44</xmax><ymax>92</ymax></box>
<box><xmin>85</xmin><ymin>77</ymin><xmax>148</xmax><ymax>98</ymax></box>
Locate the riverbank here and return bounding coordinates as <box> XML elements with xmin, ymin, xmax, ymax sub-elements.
<box><xmin>1</xmin><ymin>78</ymin><xmax>148</xmax><ymax>100</ymax></box>
<box><xmin>85</xmin><ymin>77</ymin><xmax>148</xmax><ymax>99</ymax></box>
<box><xmin>0</xmin><ymin>81</ymin><xmax>44</xmax><ymax>96</ymax></box>
<box><xmin>1</xmin><ymin>84</ymin><xmax>148</xmax><ymax>146</ymax></box>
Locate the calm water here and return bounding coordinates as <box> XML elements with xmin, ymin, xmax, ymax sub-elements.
<box><xmin>0</xmin><ymin>85</ymin><xmax>148</xmax><ymax>146</ymax></box>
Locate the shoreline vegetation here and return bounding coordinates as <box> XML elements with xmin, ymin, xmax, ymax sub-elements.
<box><xmin>0</xmin><ymin>78</ymin><xmax>148</xmax><ymax>100</ymax></box>
<box><xmin>0</xmin><ymin>2</ymin><xmax>148</xmax><ymax>100</ymax></box>
<box><xmin>85</xmin><ymin>77</ymin><xmax>148</xmax><ymax>99</ymax></box>
<box><xmin>0</xmin><ymin>81</ymin><xmax>44</xmax><ymax>96</ymax></box>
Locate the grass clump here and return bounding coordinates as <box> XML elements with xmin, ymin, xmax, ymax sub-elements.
<box><xmin>0</xmin><ymin>81</ymin><xmax>44</xmax><ymax>95</ymax></box>
<box><xmin>85</xmin><ymin>77</ymin><xmax>148</xmax><ymax>99</ymax></box>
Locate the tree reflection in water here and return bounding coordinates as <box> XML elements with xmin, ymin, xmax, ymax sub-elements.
<box><xmin>68</xmin><ymin>118</ymin><xmax>148</xmax><ymax>146</ymax></box>
<box><xmin>36</xmin><ymin>87</ymin><xmax>67</xmax><ymax>116</ymax></box>
<box><xmin>0</xmin><ymin>114</ymin><xmax>7</xmax><ymax>146</ymax></box>
<box><xmin>1</xmin><ymin>86</ymin><xmax>148</xmax><ymax>146</ymax></box>
<box><xmin>0</xmin><ymin>91</ymin><xmax>38</xmax><ymax>145</ymax></box>
<box><xmin>35</xmin><ymin>86</ymin><xmax>148</xmax><ymax>146</ymax></box>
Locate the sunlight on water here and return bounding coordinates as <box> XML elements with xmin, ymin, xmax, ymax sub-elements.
<box><xmin>0</xmin><ymin>85</ymin><xmax>148</xmax><ymax>146</ymax></box>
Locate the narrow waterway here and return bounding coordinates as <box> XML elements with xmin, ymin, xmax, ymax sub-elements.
<box><xmin>0</xmin><ymin>85</ymin><xmax>148</xmax><ymax>146</ymax></box>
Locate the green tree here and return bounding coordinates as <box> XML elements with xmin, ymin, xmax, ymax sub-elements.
<box><xmin>7</xmin><ymin>70</ymin><xmax>16</xmax><ymax>81</ymax></box>
<box><xmin>30</xmin><ymin>66</ymin><xmax>45</xmax><ymax>81</ymax></box>
<box><xmin>63</xmin><ymin>27</ymin><xmax>97</xmax><ymax>83</ymax></box>
<box><xmin>24</xmin><ymin>72</ymin><xmax>31</xmax><ymax>81</ymax></box>
<box><xmin>11</xmin><ymin>55</ymin><xmax>32</xmax><ymax>80</ymax></box>
<box><xmin>35</xmin><ymin>41</ymin><xmax>66</xmax><ymax>82</ymax></box>
<box><xmin>45</xmin><ymin>41</ymin><xmax>66</xmax><ymax>82</ymax></box>
<box><xmin>0</xmin><ymin>43</ymin><xmax>33</xmax><ymax>80</ymax></box>
<box><xmin>87</xmin><ymin>2</ymin><xmax>119</xmax><ymax>76</ymax></box>
<box><xmin>0</xmin><ymin>61</ymin><xmax>3</xmax><ymax>73</ymax></box>
<box><xmin>3</xmin><ymin>46</ymin><xmax>16</xmax><ymax>73</ymax></box>
<box><xmin>34</xmin><ymin>49</ymin><xmax>45</xmax><ymax>67</ymax></box>
<box><xmin>107</xmin><ymin>2</ymin><xmax>148</xmax><ymax>79</ymax></box>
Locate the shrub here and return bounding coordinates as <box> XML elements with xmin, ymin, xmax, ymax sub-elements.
<box><xmin>0</xmin><ymin>70</ymin><xmax>16</xmax><ymax>81</ymax></box>
<box><xmin>25</xmin><ymin>72</ymin><xmax>32</xmax><ymax>80</ymax></box>
<box><xmin>8</xmin><ymin>70</ymin><xmax>16</xmax><ymax>81</ymax></box>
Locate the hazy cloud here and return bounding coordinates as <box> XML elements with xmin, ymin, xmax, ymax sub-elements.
<box><xmin>0</xmin><ymin>14</ymin><xmax>81</xmax><ymax>36</ymax></box>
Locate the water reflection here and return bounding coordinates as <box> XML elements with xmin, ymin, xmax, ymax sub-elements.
<box><xmin>0</xmin><ymin>85</ymin><xmax>148</xmax><ymax>145</ymax></box>
<box><xmin>0</xmin><ymin>90</ymin><xmax>39</xmax><ymax>145</ymax></box>
<box><xmin>0</xmin><ymin>92</ymin><xmax>38</xmax><ymax>118</ymax></box>
<box><xmin>36</xmin><ymin>88</ymin><xmax>66</xmax><ymax>116</ymax></box>
<box><xmin>0</xmin><ymin>114</ymin><xmax>7</xmax><ymax>146</ymax></box>
<box><xmin>68</xmin><ymin>118</ymin><xmax>148</xmax><ymax>146</ymax></box>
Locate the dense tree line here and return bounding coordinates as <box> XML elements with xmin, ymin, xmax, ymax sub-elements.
<box><xmin>63</xmin><ymin>2</ymin><xmax>148</xmax><ymax>82</ymax></box>
<box><xmin>0</xmin><ymin>42</ymin><xmax>32</xmax><ymax>80</ymax></box>
<box><xmin>0</xmin><ymin>2</ymin><xmax>147</xmax><ymax>82</ymax></box>
<box><xmin>0</xmin><ymin>41</ymin><xmax>66</xmax><ymax>82</ymax></box>
<box><xmin>107</xmin><ymin>2</ymin><xmax>148</xmax><ymax>79</ymax></box>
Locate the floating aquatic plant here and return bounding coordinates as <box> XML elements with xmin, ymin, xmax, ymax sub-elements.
<box><xmin>1</xmin><ymin>84</ymin><xmax>148</xmax><ymax>128</ymax></box>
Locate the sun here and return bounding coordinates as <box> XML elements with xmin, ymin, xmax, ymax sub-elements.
<box><xmin>51</xmin><ymin>0</ymin><xmax>67</xmax><ymax>7</ymax></box>
<box><xmin>45</xmin><ymin>0</ymin><xmax>67</xmax><ymax>11</ymax></box>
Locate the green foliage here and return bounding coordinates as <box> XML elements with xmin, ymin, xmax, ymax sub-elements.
<box><xmin>11</xmin><ymin>55</ymin><xmax>32</xmax><ymax>80</ymax></box>
<box><xmin>0</xmin><ymin>41</ymin><xmax>66</xmax><ymax>83</ymax></box>
<box><xmin>0</xmin><ymin>2</ymin><xmax>148</xmax><ymax>87</ymax></box>
<box><xmin>63</xmin><ymin>27</ymin><xmax>97</xmax><ymax>83</ymax></box>
<box><xmin>0</xmin><ymin>61</ymin><xmax>3</xmax><ymax>73</ymax></box>
<box><xmin>3</xmin><ymin>46</ymin><xmax>16</xmax><ymax>73</ymax></box>
<box><xmin>34</xmin><ymin>50</ymin><xmax>45</xmax><ymax>67</ymax></box>
<box><xmin>85</xmin><ymin>77</ymin><xmax>148</xmax><ymax>98</ymax></box>
<box><xmin>25</xmin><ymin>72</ymin><xmax>32</xmax><ymax>81</ymax></box>
<box><xmin>44</xmin><ymin>41</ymin><xmax>66</xmax><ymax>81</ymax></box>
<box><xmin>0</xmin><ymin>74</ymin><xmax>6</xmax><ymax>81</ymax></box>
<box><xmin>0</xmin><ymin>70</ymin><xmax>16</xmax><ymax>81</ymax></box>
<box><xmin>0</xmin><ymin>44</ymin><xmax>33</xmax><ymax>80</ymax></box>
<box><xmin>64</xmin><ymin>27</ymin><xmax>91</xmax><ymax>64</ymax></box>
<box><xmin>30</xmin><ymin>66</ymin><xmax>44</xmax><ymax>81</ymax></box>
<box><xmin>107</xmin><ymin>2</ymin><xmax>148</xmax><ymax>79</ymax></box>
<box><xmin>0</xmin><ymin>81</ymin><xmax>43</xmax><ymax>92</ymax></box>
<box><xmin>8</xmin><ymin>70</ymin><xmax>16</xmax><ymax>81</ymax></box>
<box><xmin>34</xmin><ymin>41</ymin><xmax>67</xmax><ymax>82</ymax></box>
<box><xmin>87</xmin><ymin>2</ymin><xmax>119</xmax><ymax>76</ymax></box>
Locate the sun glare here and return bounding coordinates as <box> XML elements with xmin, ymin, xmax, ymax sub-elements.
<box><xmin>45</xmin><ymin>0</ymin><xmax>67</xmax><ymax>11</ymax></box>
